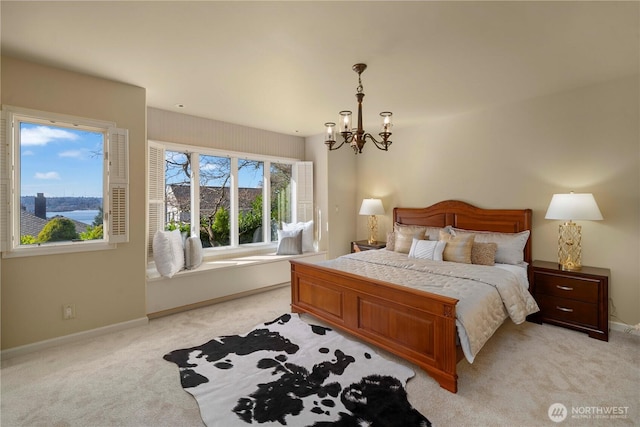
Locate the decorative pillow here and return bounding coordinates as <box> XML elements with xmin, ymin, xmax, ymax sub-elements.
<box><xmin>282</xmin><ymin>221</ymin><xmax>314</xmax><ymax>252</ymax></box>
<box><xmin>424</xmin><ymin>226</ymin><xmax>445</xmax><ymax>241</ymax></box>
<box><xmin>393</xmin><ymin>223</ymin><xmax>427</xmax><ymax>254</ymax></box>
<box><xmin>439</xmin><ymin>230</ymin><xmax>475</xmax><ymax>264</ymax></box>
<box><xmin>385</xmin><ymin>232</ymin><xmax>395</xmax><ymax>251</ymax></box>
<box><xmin>471</xmin><ymin>242</ymin><xmax>498</xmax><ymax>266</ymax></box>
<box><xmin>451</xmin><ymin>228</ymin><xmax>530</xmax><ymax>265</ymax></box>
<box><xmin>153</xmin><ymin>229</ymin><xmax>185</xmax><ymax>278</ymax></box>
<box><xmin>408</xmin><ymin>238</ymin><xmax>447</xmax><ymax>261</ymax></box>
<box><xmin>185</xmin><ymin>236</ymin><xmax>203</xmax><ymax>270</ymax></box>
<box><xmin>276</xmin><ymin>229</ymin><xmax>303</xmax><ymax>255</ymax></box>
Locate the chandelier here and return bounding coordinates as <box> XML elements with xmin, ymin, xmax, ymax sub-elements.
<box><xmin>324</xmin><ymin>63</ymin><xmax>393</xmax><ymax>154</ymax></box>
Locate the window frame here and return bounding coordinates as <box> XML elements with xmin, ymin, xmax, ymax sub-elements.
<box><xmin>148</xmin><ymin>140</ymin><xmax>305</xmax><ymax>261</ymax></box>
<box><xmin>1</xmin><ymin>105</ymin><xmax>128</xmax><ymax>258</ymax></box>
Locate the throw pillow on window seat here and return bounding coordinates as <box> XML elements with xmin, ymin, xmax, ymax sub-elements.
<box><xmin>153</xmin><ymin>229</ymin><xmax>185</xmax><ymax>278</ymax></box>
<box><xmin>276</xmin><ymin>229</ymin><xmax>303</xmax><ymax>255</ymax></box>
<box><xmin>185</xmin><ymin>236</ymin><xmax>203</xmax><ymax>270</ymax></box>
<box><xmin>282</xmin><ymin>220</ymin><xmax>314</xmax><ymax>252</ymax></box>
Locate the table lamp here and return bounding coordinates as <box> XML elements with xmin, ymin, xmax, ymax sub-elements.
<box><xmin>545</xmin><ymin>192</ymin><xmax>603</xmax><ymax>271</ymax></box>
<box><xmin>359</xmin><ymin>198</ymin><xmax>385</xmax><ymax>244</ymax></box>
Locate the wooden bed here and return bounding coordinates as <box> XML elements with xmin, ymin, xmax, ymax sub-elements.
<box><xmin>290</xmin><ymin>200</ymin><xmax>532</xmax><ymax>393</ymax></box>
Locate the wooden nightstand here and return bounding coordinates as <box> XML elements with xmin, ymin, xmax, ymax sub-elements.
<box><xmin>351</xmin><ymin>240</ymin><xmax>386</xmax><ymax>253</ymax></box>
<box><xmin>529</xmin><ymin>260</ymin><xmax>609</xmax><ymax>341</ymax></box>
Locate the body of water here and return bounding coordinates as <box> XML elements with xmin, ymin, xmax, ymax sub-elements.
<box><xmin>48</xmin><ymin>210</ymin><xmax>100</xmax><ymax>225</ymax></box>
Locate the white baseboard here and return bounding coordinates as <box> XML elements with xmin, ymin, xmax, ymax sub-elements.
<box><xmin>610</xmin><ymin>320</ymin><xmax>640</xmax><ymax>336</ymax></box>
<box><xmin>0</xmin><ymin>317</ymin><xmax>149</xmax><ymax>360</ymax></box>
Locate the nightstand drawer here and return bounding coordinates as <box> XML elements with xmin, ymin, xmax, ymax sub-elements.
<box><xmin>534</xmin><ymin>272</ymin><xmax>599</xmax><ymax>304</ymax></box>
<box><xmin>537</xmin><ymin>294</ymin><xmax>598</xmax><ymax>327</ymax></box>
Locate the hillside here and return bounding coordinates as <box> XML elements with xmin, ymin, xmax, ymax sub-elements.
<box><xmin>20</xmin><ymin>196</ymin><xmax>102</xmax><ymax>213</ymax></box>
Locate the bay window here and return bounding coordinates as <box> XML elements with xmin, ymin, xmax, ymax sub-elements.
<box><xmin>148</xmin><ymin>140</ymin><xmax>310</xmax><ymax>260</ymax></box>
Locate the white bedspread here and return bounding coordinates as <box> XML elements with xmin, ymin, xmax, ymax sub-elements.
<box><xmin>316</xmin><ymin>250</ymin><xmax>539</xmax><ymax>363</ymax></box>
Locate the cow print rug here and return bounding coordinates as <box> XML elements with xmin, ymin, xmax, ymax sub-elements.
<box><xmin>164</xmin><ymin>313</ymin><xmax>431</xmax><ymax>426</ymax></box>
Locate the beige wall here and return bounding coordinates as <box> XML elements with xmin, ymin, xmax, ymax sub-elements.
<box><xmin>306</xmin><ymin>133</ymin><xmax>358</xmax><ymax>259</ymax></box>
<box><xmin>147</xmin><ymin>107</ymin><xmax>305</xmax><ymax>159</ymax></box>
<box><xmin>354</xmin><ymin>75</ymin><xmax>639</xmax><ymax>326</ymax></box>
<box><xmin>1</xmin><ymin>57</ymin><xmax>147</xmax><ymax>350</ymax></box>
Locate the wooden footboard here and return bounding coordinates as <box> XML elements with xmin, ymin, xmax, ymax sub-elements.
<box><xmin>290</xmin><ymin>259</ymin><xmax>460</xmax><ymax>393</ymax></box>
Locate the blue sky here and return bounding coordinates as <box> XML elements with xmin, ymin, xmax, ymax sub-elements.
<box><xmin>20</xmin><ymin>123</ymin><xmax>103</xmax><ymax>198</ymax></box>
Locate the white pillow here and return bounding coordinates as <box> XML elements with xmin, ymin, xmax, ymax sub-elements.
<box><xmin>276</xmin><ymin>229</ymin><xmax>303</xmax><ymax>255</ymax></box>
<box><xmin>153</xmin><ymin>229</ymin><xmax>184</xmax><ymax>278</ymax></box>
<box><xmin>282</xmin><ymin>220</ymin><xmax>314</xmax><ymax>252</ymax></box>
<box><xmin>184</xmin><ymin>236</ymin><xmax>203</xmax><ymax>270</ymax></box>
<box><xmin>408</xmin><ymin>238</ymin><xmax>446</xmax><ymax>261</ymax></box>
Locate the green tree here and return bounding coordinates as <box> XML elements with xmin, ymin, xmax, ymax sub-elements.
<box><xmin>38</xmin><ymin>217</ymin><xmax>78</xmax><ymax>242</ymax></box>
<box><xmin>20</xmin><ymin>235</ymin><xmax>38</xmax><ymax>245</ymax></box>
<box><xmin>209</xmin><ymin>206</ymin><xmax>230</xmax><ymax>246</ymax></box>
<box><xmin>239</xmin><ymin>195</ymin><xmax>263</xmax><ymax>243</ymax></box>
<box><xmin>80</xmin><ymin>224</ymin><xmax>103</xmax><ymax>240</ymax></box>
<box><xmin>92</xmin><ymin>207</ymin><xmax>103</xmax><ymax>227</ymax></box>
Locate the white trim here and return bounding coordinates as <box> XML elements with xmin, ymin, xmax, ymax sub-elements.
<box><xmin>149</xmin><ymin>139</ymin><xmax>302</xmax><ymax>164</ymax></box>
<box><xmin>2</xmin><ymin>104</ymin><xmax>116</xmax><ymax>130</ymax></box>
<box><xmin>0</xmin><ymin>317</ymin><xmax>149</xmax><ymax>360</ymax></box>
<box><xmin>2</xmin><ymin>240</ymin><xmax>116</xmax><ymax>258</ymax></box>
<box><xmin>610</xmin><ymin>320</ymin><xmax>640</xmax><ymax>336</ymax></box>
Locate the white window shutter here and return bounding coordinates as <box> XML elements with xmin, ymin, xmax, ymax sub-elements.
<box><xmin>0</xmin><ymin>112</ymin><xmax>10</xmax><ymax>251</ymax></box>
<box><xmin>148</xmin><ymin>142</ymin><xmax>165</xmax><ymax>257</ymax></box>
<box><xmin>108</xmin><ymin>127</ymin><xmax>129</xmax><ymax>243</ymax></box>
<box><xmin>108</xmin><ymin>127</ymin><xmax>128</xmax><ymax>184</ymax></box>
<box><xmin>109</xmin><ymin>184</ymin><xmax>128</xmax><ymax>242</ymax></box>
<box><xmin>293</xmin><ymin>161</ymin><xmax>313</xmax><ymax>223</ymax></box>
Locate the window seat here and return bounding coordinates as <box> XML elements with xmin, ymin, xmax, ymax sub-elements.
<box><xmin>146</xmin><ymin>251</ymin><xmax>326</xmax><ymax>317</ymax></box>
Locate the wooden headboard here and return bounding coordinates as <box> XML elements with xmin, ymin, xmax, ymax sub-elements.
<box><xmin>393</xmin><ymin>200</ymin><xmax>532</xmax><ymax>265</ymax></box>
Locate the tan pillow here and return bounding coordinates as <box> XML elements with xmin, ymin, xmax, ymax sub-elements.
<box><xmin>385</xmin><ymin>231</ymin><xmax>395</xmax><ymax>251</ymax></box>
<box><xmin>393</xmin><ymin>223</ymin><xmax>428</xmax><ymax>254</ymax></box>
<box><xmin>439</xmin><ymin>230</ymin><xmax>475</xmax><ymax>263</ymax></box>
<box><xmin>471</xmin><ymin>242</ymin><xmax>498</xmax><ymax>266</ymax></box>
<box><xmin>424</xmin><ymin>226</ymin><xmax>445</xmax><ymax>241</ymax></box>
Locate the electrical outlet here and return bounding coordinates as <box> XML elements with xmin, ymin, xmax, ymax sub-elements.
<box><xmin>62</xmin><ymin>304</ymin><xmax>76</xmax><ymax>320</ymax></box>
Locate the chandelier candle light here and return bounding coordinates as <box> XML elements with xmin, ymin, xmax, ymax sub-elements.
<box><xmin>324</xmin><ymin>63</ymin><xmax>393</xmax><ymax>154</ymax></box>
<box><xmin>544</xmin><ymin>192</ymin><xmax>603</xmax><ymax>271</ymax></box>
<box><xmin>359</xmin><ymin>198</ymin><xmax>385</xmax><ymax>244</ymax></box>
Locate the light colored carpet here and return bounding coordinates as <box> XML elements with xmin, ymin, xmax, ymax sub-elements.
<box><xmin>1</xmin><ymin>285</ymin><xmax>638</xmax><ymax>426</ymax></box>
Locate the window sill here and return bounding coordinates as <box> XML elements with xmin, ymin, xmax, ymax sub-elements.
<box><xmin>147</xmin><ymin>250</ymin><xmax>326</xmax><ymax>281</ymax></box>
<box><xmin>2</xmin><ymin>240</ymin><xmax>117</xmax><ymax>258</ymax></box>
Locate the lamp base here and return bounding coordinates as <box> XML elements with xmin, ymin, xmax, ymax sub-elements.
<box><xmin>367</xmin><ymin>215</ymin><xmax>378</xmax><ymax>245</ymax></box>
<box><xmin>560</xmin><ymin>260</ymin><xmax>582</xmax><ymax>271</ymax></box>
<box><xmin>557</xmin><ymin>221</ymin><xmax>582</xmax><ymax>271</ymax></box>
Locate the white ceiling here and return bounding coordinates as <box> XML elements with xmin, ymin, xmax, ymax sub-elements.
<box><xmin>1</xmin><ymin>1</ymin><xmax>638</xmax><ymax>137</ymax></box>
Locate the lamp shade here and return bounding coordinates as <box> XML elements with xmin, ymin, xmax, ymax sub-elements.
<box><xmin>545</xmin><ymin>193</ymin><xmax>603</xmax><ymax>221</ymax></box>
<box><xmin>359</xmin><ymin>198</ymin><xmax>385</xmax><ymax>216</ymax></box>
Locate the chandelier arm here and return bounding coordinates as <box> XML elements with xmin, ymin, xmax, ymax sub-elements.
<box><xmin>326</xmin><ymin>138</ymin><xmax>348</xmax><ymax>151</ymax></box>
<box><xmin>363</xmin><ymin>133</ymin><xmax>393</xmax><ymax>151</ymax></box>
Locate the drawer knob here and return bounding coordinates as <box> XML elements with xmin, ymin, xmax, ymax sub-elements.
<box><xmin>556</xmin><ymin>306</ymin><xmax>574</xmax><ymax>313</ymax></box>
<box><xmin>556</xmin><ymin>285</ymin><xmax>574</xmax><ymax>291</ymax></box>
